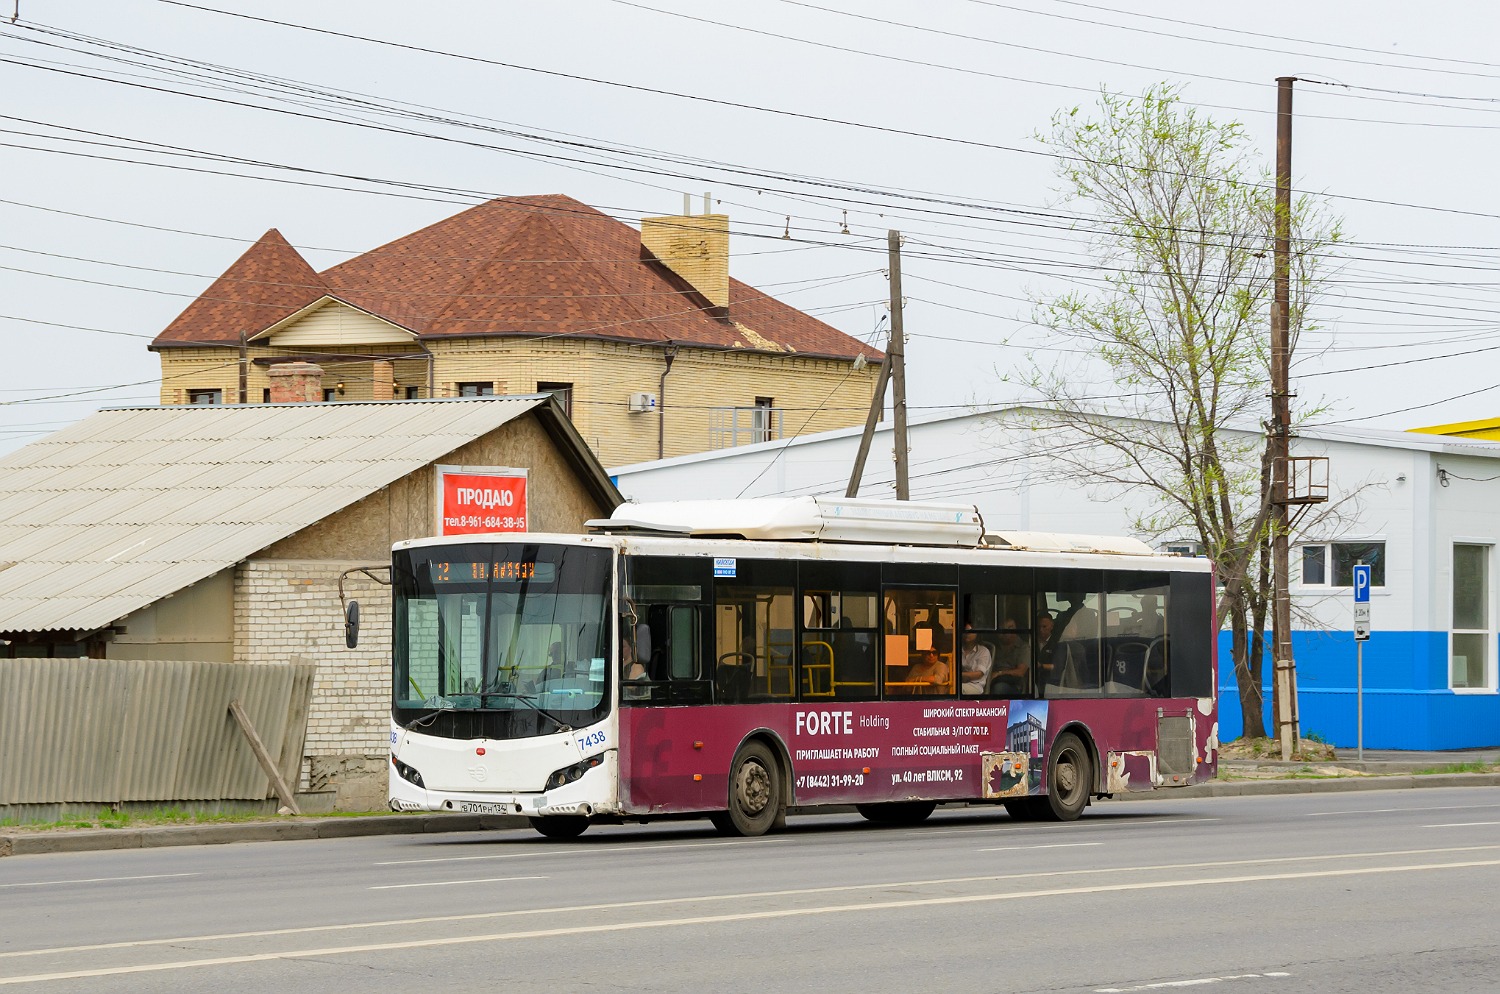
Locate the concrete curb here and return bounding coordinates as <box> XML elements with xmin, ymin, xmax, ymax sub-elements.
<box><xmin>3</xmin><ymin>775</ymin><xmax>1497</xmax><ymax>856</ymax></box>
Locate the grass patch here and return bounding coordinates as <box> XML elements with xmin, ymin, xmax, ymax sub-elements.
<box><xmin>0</xmin><ymin>807</ymin><xmax>395</xmax><ymax>832</ymax></box>
<box><xmin>1414</xmin><ymin>761</ymin><xmax>1495</xmax><ymax>775</ymax></box>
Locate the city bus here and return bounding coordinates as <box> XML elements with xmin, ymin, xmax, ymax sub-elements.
<box><xmin>359</xmin><ymin>497</ymin><xmax>1218</xmax><ymax>838</ymax></box>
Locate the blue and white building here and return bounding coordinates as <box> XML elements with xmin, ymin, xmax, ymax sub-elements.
<box><xmin>610</xmin><ymin>407</ymin><xmax>1500</xmax><ymax>749</ymax></box>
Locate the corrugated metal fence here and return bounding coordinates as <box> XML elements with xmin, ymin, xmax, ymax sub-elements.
<box><xmin>0</xmin><ymin>658</ymin><xmax>314</xmax><ymax>806</ymax></box>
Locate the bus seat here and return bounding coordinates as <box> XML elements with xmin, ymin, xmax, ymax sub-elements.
<box><xmin>1144</xmin><ymin>637</ymin><xmax>1169</xmax><ymax>696</ymax></box>
<box><xmin>716</xmin><ymin>664</ymin><xmax>751</xmax><ymax>704</ymax></box>
<box><xmin>1108</xmin><ymin>639</ymin><xmax>1151</xmax><ymax>694</ymax></box>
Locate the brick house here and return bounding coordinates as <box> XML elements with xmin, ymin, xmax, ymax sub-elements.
<box><xmin>0</xmin><ymin>396</ymin><xmax>621</xmax><ymax>808</ymax></box>
<box><xmin>150</xmin><ymin>195</ymin><xmax>884</xmax><ymax>467</ymax></box>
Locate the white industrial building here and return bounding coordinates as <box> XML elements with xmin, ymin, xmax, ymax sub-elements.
<box><xmin>611</xmin><ymin>407</ymin><xmax>1500</xmax><ymax>749</ymax></box>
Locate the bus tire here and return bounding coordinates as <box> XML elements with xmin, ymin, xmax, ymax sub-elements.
<box><xmin>721</xmin><ymin>740</ymin><xmax>782</xmax><ymax>837</ymax></box>
<box><xmin>530</xmin><ymin>815</ymin><xmax>590</xmax><ymax>839</ymax></box>
<box><xmin>855</xmin><ymin>801</ymin><xmax>937</xmax><ymax>825</ymax></box>
<box><xmin>1042</xmin><ymin>731</ymin><xmax>1092</xmax><ymax>822</ymax></box>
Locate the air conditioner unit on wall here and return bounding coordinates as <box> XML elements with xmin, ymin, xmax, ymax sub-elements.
<box><xmin>628</xmin><ymin>392</ymin><xmax>658</xmax><ymax>413</ymax></box>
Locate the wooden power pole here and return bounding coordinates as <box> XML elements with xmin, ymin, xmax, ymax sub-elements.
<box><xmin>1271</xmin><ymin>76</ymin><xmax>1299</xmax><ymax>760</ymax></box>
<box><xmin>887</xmin><ymin>230</ymin><xmax>910</xmax><ymax>500</ymax></box>
<box><xmin>844</xmin><ymin>231</ymin><xmax>912</xmax><ymax>499</ymax></box>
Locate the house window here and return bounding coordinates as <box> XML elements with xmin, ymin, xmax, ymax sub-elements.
<box><xmin>262</xmin><ymin>388</ymin><xmax>271</xmax><ymax>404</ymax></box>
<box><xmin>538</xmin><ymin>382</ymin><xmax>573</xmax><ymax>417</ymax></box>
<box><xmin>1300</xmin><ymin>542</ymin><xmax>1385</xmax><ymax>587</ymax></box>
<box><xmin>752</xmin><ymin>397</ymin><xmax>775</xmax><ymax>444</ymax></box>
<box><xmin>1162</xmin><ymin>540</ymin><xmax>1204</xmax><ymax>557</ymax></box>
<box><xmin>457</xmin><ymin>382</ymin><xmax>494</xmax><ymax>397</ymax></box>
<box><xmin>187</xmin><ymin>389</ymin><xmax>222</xmax><ymax>405</ymax></box>
<box><xmin>322</xmin><ymin>388</ymin><xmax>338</xmax><ymax>402</ymax></box>
<box><xmin>405</xmin><ymin>386</ymin><xmax>420</xmax><ymax>400</ymax></box>
<box><xmin>1302</xmin><ymin>545</ymin><xmax>1326</xmax><ymax>585</ymax></box>
<box><xmin>1452</xmin><ymin>544</ymin><xmax>1492</xmax><ymax>690</ymax></box>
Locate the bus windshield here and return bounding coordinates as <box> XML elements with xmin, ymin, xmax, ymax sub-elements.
<box><xmin>392</xmin><ymin>543</ymin><xmax>612</xmax><ymax>722</ymax></box>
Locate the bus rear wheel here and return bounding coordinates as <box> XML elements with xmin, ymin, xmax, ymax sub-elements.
<box><xmin>530</xmin><ymin>815</ymin><xmax>590</xmax><ymax>839</ymax></box>
<box><xmin>1042</xmin><ymin>731</ymin><xmax>1092</xmax><ymax>821</ymax></box>
<box><xmin>717</xmin><ymin>740</ymin><xmax>782</xmax><ymax>837</ymax></box>
<box><xmin>856</xmin><ymin>801</ymin><xmax>937</xmax><ymax>826</ymax></box>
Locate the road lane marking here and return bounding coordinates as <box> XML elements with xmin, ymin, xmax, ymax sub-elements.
<box><xmin>1307</xmin><ymin>803</ymin><xmax>1500</xmax><ymax>817</ymax></box>
<box><xmin>374</xmin><ymin>837</ymin><xmax>787</xmax><ymax>865</ymax></box>
<box><xmin>977</xmin><ymin>843</ymin><xmax>1104</xmax><ymax>852</ymax></box>
<box><xmin>1097</xmin><ymin>972</ymin><xmax>1292</xmax><ymax>992</ymax></box>
<box><xmin>2</xmin><ymin>862</ymin><xmax>1496</xmax><ymax>985</ymax></box>
<box><xmin>1088</xmin><ymin>818</ymin><xmax>1222</xmax><ymax>826</ymax></box>
<box><xmin>0</xmin><ymin>873</ymin><xmax>197</xmax><ymax>890</ymax></box>
<box><xmin>6</xmin><ymin>843</ymin><xmax>1498</xmax><ymax>961</ymax></box>
<box><xmin>1424</xmin><ymin>821</ymin><xmax>1500</xmax><ymax>828</ymax></box>
<box><xmin>911</xmin><ymin>817</ymin><xmax>1221</xmax><ymax>838</ymax></box>
<box><xmin>370</xmin><ymin>875</ymin><xmax>546</xmax><ymax>890</ymax></box>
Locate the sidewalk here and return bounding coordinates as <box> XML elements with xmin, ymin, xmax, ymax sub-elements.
<box><xmin>3</xmin><ymin>751</ymin><xmax>1496</xmax><ymax>857</ymax></box>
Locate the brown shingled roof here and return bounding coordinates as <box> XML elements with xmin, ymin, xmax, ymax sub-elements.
<box><xmin>153</xmin><ymin>195</ymin><xmax>882</xmax><ymax>362</ymax></box>
<box><xmin>152</xmin><ymin>229</ymin><xmax>328</xmax><ymax>348</ymax></box>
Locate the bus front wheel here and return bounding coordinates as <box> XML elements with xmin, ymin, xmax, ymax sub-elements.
<box><xmin>717</xmin><ymin>740</ymin><xmax>782</xmax><ymax>837</ymax></box>
<box><xmin>1042</xmin><ymin>731</ymin><xmax>1092</xmax><ymax>821</ymax></box>
<box><xmin>530</xmin><ymin>815</ymin><xmax>590</xmax><ymax>839</ymax></box>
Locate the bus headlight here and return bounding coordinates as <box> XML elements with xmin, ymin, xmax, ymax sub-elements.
<box><xmin>545</xmin><ymin>754</ymin><xmax>604</xmax><ymax>791</ymax></box>
<box><xmin>392</xmin><ymin>755</ymin><xmax>425</xmax><ymax>789</ymax></box>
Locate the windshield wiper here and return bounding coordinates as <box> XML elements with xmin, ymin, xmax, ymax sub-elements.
<box><xmin>401</xmin><ymin>709</ymin><xmax>442</xmax><ymax>731</ymax></box>
<box><xmin>481</xmin><ymin>692</ymin><xmax>573</xmax><ymax>732</ymax></box>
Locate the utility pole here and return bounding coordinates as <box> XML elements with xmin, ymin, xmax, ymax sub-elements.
<box><xmin>1271</xmin><ymin>76</ymin><xmax>1299</xmax><ymax>760</ymax></box>
<box><xmin>845</xmin><ymin>354</ymin><xmax>892</xmax><ymax>498</ymax></box>
<box><xmin>887</xmin><ymin>230</ymin><xmax>910</xmax><ymax>500</ymax></box>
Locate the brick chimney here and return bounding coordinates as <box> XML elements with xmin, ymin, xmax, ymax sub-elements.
<box><xmin>267</xmin><ymin>361</ymin><xmax>324</xmax><ymax>403</ymax></box>
<box><xmin>641</xmin><ymin>209</ymin><xmax>729</xmax><ymax>311</ymax></box>
<box><xmin>372</xmin><ymin>360</ymin><xmax>394</xmax><ymax>401</ymax></box>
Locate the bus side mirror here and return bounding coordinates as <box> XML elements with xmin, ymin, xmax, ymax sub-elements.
<box><xmin>344</xmin><ymin>600</ymin><xmax>360</xmax><ymax>649</ymax></box>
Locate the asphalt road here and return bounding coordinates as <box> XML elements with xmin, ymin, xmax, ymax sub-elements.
<box><xmin>2</xmin><ymin>787</ymin><xmax>1498</xmax><ymax>993</ymax></box>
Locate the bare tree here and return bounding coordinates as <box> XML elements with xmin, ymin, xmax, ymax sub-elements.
<box><xmin>1016</xmin><ymin>85</ymin><xmax>1341</xmax><ymax>738</ymax></box>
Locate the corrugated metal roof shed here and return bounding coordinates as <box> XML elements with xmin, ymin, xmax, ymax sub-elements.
<box><xmin>0</xmin><ymin>396</ymin><xmax>588</xmax><ymax>636</ymax></box>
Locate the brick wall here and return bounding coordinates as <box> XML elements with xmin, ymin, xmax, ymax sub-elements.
<box><xmin>157</xmin><ymin>338</ymin><xmax>879</xmax><ymax>468</ymax></box>
<box><xmin>426</xmin><ymin>339</ymin><xmax>881</xmax><ymax>466</ymax></box>
<box><xmin>234</xmin><ymin>560</ymin><xmax>392</xmax><ymax>793</ymax></box>
<box><xmin>157</xmin><ymin>346</ymin><xmax>430</xmax><ymax>404</ymax></box>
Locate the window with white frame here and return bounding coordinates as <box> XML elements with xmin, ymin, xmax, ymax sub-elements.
<box><xmin>1451</xmin><ymin>543</ymin><xmax>1492</xmax><ymax>690</ymax></box>
<box><xmin>752</xmin><ymin>396</ymin><xmax>775</xmax><ymax>444</ymax></box>
<box><xmin>1299</xmin><ymin>542</ymin><xmax>1385</xmax><ymax>588</ymax></box>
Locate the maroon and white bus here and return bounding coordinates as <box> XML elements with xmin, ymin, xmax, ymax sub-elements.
<box><xmin>377</xmin><ymin>498</ymin><xmax>1218</xmax><ymax>838</ymax></box>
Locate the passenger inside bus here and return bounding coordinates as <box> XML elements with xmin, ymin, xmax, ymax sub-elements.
<box><xmin>620</xmin><ymin>637</ymin><xmax>651</xmax><ymax>701</ymax></box>
<box><xmin>987</xmin><ymin>618</ymin><xmax>1030</xmax><ymax>696</ymax></box>
<box><xmin>959</xmin><ymin>623</ymin><xmax>993</xmax><ymax>694</ymax></box>
<box><xmin>905</xmin><ymin>644</ymin><xmax>952</xmax><ymax>692</ymax></box>
<box><xmin>1034</xmin><ymin>611</ymin><xmax>1057</xmax><ymax>678</ymax></box>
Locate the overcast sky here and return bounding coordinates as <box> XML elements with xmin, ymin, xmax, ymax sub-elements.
<box><xmin>2</xmin><ymin>1</ymin><xmax>1498</xmax><ymax>461</ymax></box>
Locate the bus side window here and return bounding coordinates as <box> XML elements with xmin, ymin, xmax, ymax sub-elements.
<box><xmin>667</xmin><ymin>605</ymin><xmax>699</xmax><ymax>680</ymax></box>
<box><xmin>1102</xmin><ymin>573</ymin><xmax>1169</xmax><ymax>698</ymax></box>
<box><xmin>800</xmin><ymin>590</ymin><xmax>878</xmax><ymax>701</ymax></box>
<box><xmin>715</xmin><ymin>562</ymin><xmax>796</xmax><ymax>703</ymax></box>
<box><xmin>882</xmin><ymin>587</ymin><xmax>957</xmax><ymax>697</ymax></box>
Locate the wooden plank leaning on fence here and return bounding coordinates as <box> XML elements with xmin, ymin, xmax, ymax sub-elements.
<box><xmin>227</xmin><ymin>699</ymin><xmax>301</xmax><ymax>816</ymax></box>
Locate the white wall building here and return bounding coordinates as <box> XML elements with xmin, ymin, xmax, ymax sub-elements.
<box><xmin>611</xmin><ymin>407</ymin><xmax>1500</xmax><ymax>749</ymax></box>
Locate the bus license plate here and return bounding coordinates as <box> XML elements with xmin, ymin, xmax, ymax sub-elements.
<box><xmin>456</xmin><ymin>801</ymin><xmax>511</xmax><ymax>814</ymax></box>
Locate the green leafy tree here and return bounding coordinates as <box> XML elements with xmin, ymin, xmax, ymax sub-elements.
<box><xmin>1017</xmin><ymin>84</ymin><xmax>1340</xmax><ymax>737</ymax></box>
